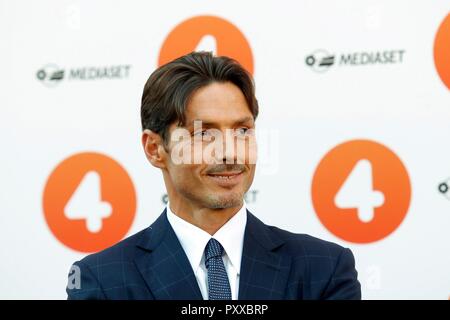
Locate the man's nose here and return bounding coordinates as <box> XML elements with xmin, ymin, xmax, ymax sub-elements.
<box><xmin>221</xmin><ymin>130</ymin><xmax>237</xmax><ymax>164</ymax></box>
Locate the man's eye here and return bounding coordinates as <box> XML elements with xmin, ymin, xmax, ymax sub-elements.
<box><xmin>235</xmin><ymin>127</ymin><xmax>250</xmax><ymax>136</ymax></box>
<box><xmin>193</xmin><ymin>130</ymin><xmax>209</xmax><ymax>137</ymax></box>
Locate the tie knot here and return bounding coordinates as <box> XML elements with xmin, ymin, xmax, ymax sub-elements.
<box><xmin>204</xmin><ymin>238</ymin><xmax>224</xmax><ymax>263</ymax></box>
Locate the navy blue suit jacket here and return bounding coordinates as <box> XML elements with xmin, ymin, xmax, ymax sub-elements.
<box><xmin>67</xmin><ymin>209</ymin><xmax>361</xmax><ymax>300</ymax></box>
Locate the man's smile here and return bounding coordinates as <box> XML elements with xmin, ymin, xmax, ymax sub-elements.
<box><xmin>205</xmin><ymin>170</ymin><xmax>245</xmax><ymax>188</ymax></box>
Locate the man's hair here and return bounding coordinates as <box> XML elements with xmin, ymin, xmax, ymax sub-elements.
<box><xmin>140</xmin><ymin>51</ymin><xmax>258</xmax><ymax>144</ymax></box>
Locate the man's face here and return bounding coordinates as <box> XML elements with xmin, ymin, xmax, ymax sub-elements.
<box><xmin>163</xmin><ymin>81</ymin><xmax>257</xmax><ymax>209</ymax></box>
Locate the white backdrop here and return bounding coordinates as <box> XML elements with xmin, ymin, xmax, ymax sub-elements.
<box><xmin>1</xmin><ymin>0</ymin><xmax>449</xmax><ymax>299</ymax></box>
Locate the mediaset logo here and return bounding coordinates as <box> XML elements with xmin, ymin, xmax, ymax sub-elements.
<box><xmin>36</xmin><ymin>63</ymin><xmax>132</xmax><ymax>87</ymax></box>
<box><xmin>305</xmin><ymin>49</ymin><xmax>406</xmax><ymax>73</ymax></box>
<box><xmin>305</xmin><ymin>50</ymin><xmax>335</xmax><ymax>73</ymax></box>
<box><xmin>438</xmin><ymin>178</ymin><xmax>450</xmax><ymax>200</ymax></box>
<box><xmin>36</xmin><ymin>64</ymin><xmax>65</xmax><ymax>87</ymax></box>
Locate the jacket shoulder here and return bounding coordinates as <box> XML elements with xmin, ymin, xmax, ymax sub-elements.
<box><xmin>267</xmin><ymin>225</ymin><xmax>347</xmax><ymax>259</ymax></box>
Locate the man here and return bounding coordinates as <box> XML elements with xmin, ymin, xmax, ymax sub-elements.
<box><xmin>66</xmin><ymin>51</ymin><xmax>361</xmax><ymax>300</ymax></box>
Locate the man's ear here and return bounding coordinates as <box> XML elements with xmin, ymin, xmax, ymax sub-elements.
<box><xmin>142</xmin><ymin>129</ymin><xmax>168</xmax><ymax>169</ymax></box>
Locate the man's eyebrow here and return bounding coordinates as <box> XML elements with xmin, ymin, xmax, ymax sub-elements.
<box><xmin>233</xmin><ymin>116</ymin><xmax>254</xmax><ymax>125</ymax></box>
<box><xmin>186</xmin><ymin>116</ymin><xmax>254</xmax><ymax>128</ymax></box>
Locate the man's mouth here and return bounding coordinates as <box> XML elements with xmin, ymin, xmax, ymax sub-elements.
<box><xmin>205</xmin><ymin>170</ymin><xmax>244</xmax><ymax>186</ymax></box>
<box><xmin>207</xmin><ymin>171</ymin><xmax>243</xmax><ymax>178</ymax></box>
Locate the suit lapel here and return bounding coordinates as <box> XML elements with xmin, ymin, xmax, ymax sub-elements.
<box><xmin>133</xmin><ymin>208</ymin><xmax>291</xmax><ymax>300</ymax></box>
<box><xmin>134</xmin><ymin>209</ymin><xmax>203</xmax><ymax>300</ymax></box>
<box><xmin>238</xmin><ymin>210</ymin><xmax>292</xmax><ymax>299</ymax></box>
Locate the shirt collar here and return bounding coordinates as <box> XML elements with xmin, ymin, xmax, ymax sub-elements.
<box><xmin>166</xmin><ymin>202</ymin><xmax>247</xmax><ymax>275</ymax></box>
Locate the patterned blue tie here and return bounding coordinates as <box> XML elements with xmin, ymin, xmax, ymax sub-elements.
<box><xmin>204</xmin><ymin>238</ymin><xmax>232</xmax><ymax>300</ymax></box>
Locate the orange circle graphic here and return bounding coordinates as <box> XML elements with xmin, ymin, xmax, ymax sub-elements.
<box><xmin>42</xmin><ymin>152</ymin><xmax>136</xmax><ymax>252</ymax></box>
<box><xmin>159</xmin><ymin>15</ymin><xmax>254</xmax><ymax>74</ymax></box>
<box><xmin>434</xmin><ymin>13</ymin><xmax>450</xmax><ymax>90</ymax></box>
<box><xmin>311</xmin><ymin>140</ymin><xmax>411</xmax><ymax>244</ymax></box>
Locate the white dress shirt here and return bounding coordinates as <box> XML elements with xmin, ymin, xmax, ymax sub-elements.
<box><xmin>166</xmin><ymin>202</ymin><xmax>247</xmax><ymax>300</ymax></box>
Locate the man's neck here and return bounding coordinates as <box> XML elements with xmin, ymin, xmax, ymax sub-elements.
<box><xmin>168</xmin><ymin>199</ymin><xmax>243</xmax><ymax>235</ymax></box>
